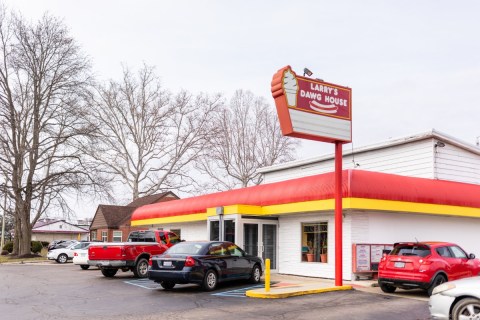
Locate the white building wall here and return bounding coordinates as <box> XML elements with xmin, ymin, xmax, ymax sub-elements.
<box><xmin>152</xmin><ymin>221</ymin><xmax>207</xmax><ymax>241</ymax></box>
<box><xmin>35</xmin><ymin>221</ymin><xmax>87</xmax><ymax>232</ymax></box>
<box><xmin>276</xmin><ymin>210</ymin><xmax>480</xmax><ymax>281</ymax></box>
<box><xmin>262</xmin><ymin>135</ymin><xmax>480</xmax><ymax>186</ymax></box>
<box><xmin>436</xmin><ymin>143</ymin><xmax>480</xmax><ymax>184</ymax></box>
<box><xmin>362</xmin><ymin>211</ymin><xmax>480</xmax><ymax>256</ymax></box>
<box><xmin>278</xmin><ymin>212</ymin><xmax>354</xmax><ymax>281</ymax></box>
<box><xmin>264</xmin><ymin>139</ymin><xmax>435</xmax><ymax>183</ymax></box>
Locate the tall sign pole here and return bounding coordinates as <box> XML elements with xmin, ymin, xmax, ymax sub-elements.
<box><xmin>335</xmin><ymin>142</ymin><xmax>343</xmax><ymax>286</ymax></box>
<box><xmin>271</xmin><ymin>66</ymin><xmax>352</xmax><ymax>287</ymax></box>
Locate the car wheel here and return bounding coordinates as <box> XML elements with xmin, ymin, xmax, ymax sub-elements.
<box><xmin>202</xmin><ymin>270</ymin><xmax>218</xmax><ymax>291</ymax></box>
<box><xmin>249</xmin><ymin>265</ymin><xmax>262</xmax><ymax>284</ymax></box>
<box><xmin>427</xmin><ymin>274</ymin><xmax>447</xmax><ymax>296</ymax></box>
<box><xmin>452</xmin><ymin>297</ymin><xmax>480</xmax><ymax>320</ymax></box>
<box><xmin>56</xmin><ymin>253</ymin><xmax>68</xmax><ymax>264</ymax></box>
<box><xmin>80</xmin><ymin>265</ymin><xmax>89</xmax><ymax>270</ymax></box>
<box><xmin>101</xmin><ymin>268</ymin><xmax>118</xmax><ymax>277</ymax></box>
<box><xmin>379</xmin><ymin>283</ymin><xmax>396</xmax><ymax>293</ymax></box>
<box><xmin>160</xmin><ymin>281</ymin><xmax>176</xmax><ymax>290</ymax></box>
<box><xmin>133</xmin><ymin>258</ymin><xmax>149</xmax><ymax>278</ymax></box>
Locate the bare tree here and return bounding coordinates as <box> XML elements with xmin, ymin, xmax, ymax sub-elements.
<box><xmin>195</xmin><ymin>90</ymin><xmax>299</xmax><ymax>191</ymax></box>
<box><xmin>0</xmin><ymin>11</ymin><xmax>104</xmax><ymax>255</ymax></box>
<box><xmin>87</xmin><ymin>64</ymin><xmax>223</xmax><ymax>200</ymax></box>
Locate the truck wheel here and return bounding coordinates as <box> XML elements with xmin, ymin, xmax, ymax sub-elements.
<box><xmin>101</xmin><ymin>268</ymin><xmax>118</xmax><ymax>277</ymax></box>
<box><xmin>80</xmin><ymin>265</ymin><xmax>90</xmax><ymax>270</ymax></box>
<box><xmin>133</xmin><ymin>258</ymin><xmax>149</xmax><ymax>278</ymax></box>
<box><xmin>161</xmin><ymin>281</ymin><xmax>175</xmax><ymax>290</ymax></box>
<box><xmin>56</xmin><ymin>253</ymin><xmax>68</xmax><ymax>264</ymax></box>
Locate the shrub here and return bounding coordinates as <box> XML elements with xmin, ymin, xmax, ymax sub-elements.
<box><xmin>1</xmin><ymin>250</ymin><xmax>8</xmax><ymax>255</ymax></box>
<box><xmin>41</xmin><ymin>241</ymin><xmax>49</xmax><ymax>248</ymax></box>
<box><xmin>31</xmin><ymin>241</ymin><xmax>43</xmax><ymax>254</ymax></box>
<box><xmin>2</xmin><ymin>241</ymin><xmax>13</xmax><ymax>253</ymax></box>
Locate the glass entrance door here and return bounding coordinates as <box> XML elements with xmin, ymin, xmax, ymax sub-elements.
<box><xmin>243</xmin><ymin>222</ymin><xmax>277</xmax><ymax>270</ymax></box>
<box><xmin>262</xmin><ymin>224</ymin><xmax>277</xmax><ymax>269</ymax></box>
<box><xmin>243</xmin><ymin>224</ymin><xmax>258</xmax><ymax>257</ymax></box>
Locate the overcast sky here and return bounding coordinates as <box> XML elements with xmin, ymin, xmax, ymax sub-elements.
<box><xmin>3</xmin><ymin>0</ymin><xmax>480</xmax><ymax>218</ymax></box>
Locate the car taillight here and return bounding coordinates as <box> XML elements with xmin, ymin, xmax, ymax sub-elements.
<box><xmin>185</xmin><ymin>256</ymin><xmax>195</xmax><ymax>267</ymax></box>
<box><xmin>121</xmin><ymin>247</ymin><xmax>126</xmax><ymax>257</ymax></box>
<box><xmin>74</xmin><ymin>252</ymin><xmax>78</xmax><ymax>257</ymax></box>
<box><xmin>419</xmin><ymin>259</ymin><xmax>433</xmax><ymax>265</ymax></box>
<box><xmin>148</xmin><ymin>256</ymin><xmax>153</xmax><ymax>266</ymax></box>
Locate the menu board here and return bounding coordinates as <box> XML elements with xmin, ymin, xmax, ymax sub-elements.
<box><xmin>371</xmin><ymin>245</ymin><xmax>385</xmax><ymax>263</ymax></box>
<box><xmin>355</xmin><ymin>245</ymin><xmax>371</xmax><ymax>271</ymax></box>
<box><xmin>352</xmin><ymin>243</ymin><xmax>393</xmax><ymax>273</ymax></box>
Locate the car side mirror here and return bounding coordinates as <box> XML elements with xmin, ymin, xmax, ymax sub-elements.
<box><xmin>469</xmin><ymin>253</ymin><xmax>476</xmax><ymax>259</ymax></box>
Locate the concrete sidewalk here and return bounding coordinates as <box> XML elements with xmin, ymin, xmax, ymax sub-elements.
<box><xmin>246</xmin><ymin>273</ymin><xmax>377</xmax><ymax>299</ymax></box>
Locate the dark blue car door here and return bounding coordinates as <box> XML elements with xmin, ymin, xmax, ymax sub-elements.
<box><xmin>226</xmin><ymin>243</ymin><xmax>252</xmax><ymax>279</ymax></box>
<box><xmin>207</xmin><ymin>243</ymin><xmax>235</xmax><ymax>280</ymax></box>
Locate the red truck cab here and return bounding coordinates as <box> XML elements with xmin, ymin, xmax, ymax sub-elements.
<box><xmin>88</xmin><ymin>230</ymin><xmax>180</xmax><ymax>278</ymax></box>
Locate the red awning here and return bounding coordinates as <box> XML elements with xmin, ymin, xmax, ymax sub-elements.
<box><xmin>131</xmin><ymin>170</ymin><xmax>480</xmax><ymax>222</ymax></box>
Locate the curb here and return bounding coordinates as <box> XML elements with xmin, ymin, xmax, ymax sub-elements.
<box><xmin>245</xmin><ymin>285</ymin><xmax>353</xmax><ymax>299</ymax></box>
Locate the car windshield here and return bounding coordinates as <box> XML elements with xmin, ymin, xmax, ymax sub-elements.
<box><xmin>166</xmin><ymin>242</ymin><xmax>205</xmax><ymax>255</ymax></box>
<box><xmin>390</xmin><ymin>244</ymin><xmax>431</xmax><ymax>257</ymax></box>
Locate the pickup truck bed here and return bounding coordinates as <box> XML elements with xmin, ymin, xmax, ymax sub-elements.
<box><xmin>88</xmin><ymin>230</ymin><xmax>180</xmax><ymax>278</ymax></box>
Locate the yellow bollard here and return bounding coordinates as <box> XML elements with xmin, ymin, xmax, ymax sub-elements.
<box><xmin>265</xmin><ymin>258</ymin><xmax>270</xmax><ymax>292</ymax></box>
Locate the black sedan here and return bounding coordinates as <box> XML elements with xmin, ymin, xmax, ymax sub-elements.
<box><xmin>148</xmin><ymin>241</ymin><xmax>263</xmax><ymax>291</ymax></box>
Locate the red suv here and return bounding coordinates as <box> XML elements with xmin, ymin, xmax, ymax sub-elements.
<box><xmin>378</xmin><ymin>242</ymin><xmax>480</xmax><ymax>296</ymax></box>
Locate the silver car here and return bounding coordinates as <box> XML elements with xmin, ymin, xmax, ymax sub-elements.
<box><xmin>429</xmin><ymin>276</ymin><xmax>480</xmax><ymax>320</ymax></box>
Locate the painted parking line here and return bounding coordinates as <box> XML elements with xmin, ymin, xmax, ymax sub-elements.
<box><xmin>211</xmin><ymin>284</ymin><xmax>264</xmax><ymax>298</ymax></box>
<box><xmin>124</xmin><ymin>279</ymin><xmax>264</xmax><ymax>296</ymax></box>
<box><xmin>124</xmin><ymin>278</ymin><xmax>162</xmax><ymax>290</ymax></box>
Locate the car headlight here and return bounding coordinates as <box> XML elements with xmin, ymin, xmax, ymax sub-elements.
<box><xmin>432</xmin><ymin>283</ymin><xmax>456</xmax><ymax>295</ymax></box>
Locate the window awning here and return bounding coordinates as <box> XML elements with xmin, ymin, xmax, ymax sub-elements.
<box><xmin>131</xmin><ymin>170</ymin><xmax>480</xmax><ymax>226</ymax></box>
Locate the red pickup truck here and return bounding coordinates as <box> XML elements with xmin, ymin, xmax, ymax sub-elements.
<box><xmin>88</xmin><ymin>230</ymin><xmax>180</xmax><ymax>278</ymax></box>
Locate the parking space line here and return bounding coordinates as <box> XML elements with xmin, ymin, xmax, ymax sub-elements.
<box><xmin>124</xmin><ymin>278</ymin><xmax>161</xmax><ymax>290</ymax></box>
<box><xmin>212</xmin><ymin>284</ymin><xmax>264</xmax><ymax>297</ymax></box>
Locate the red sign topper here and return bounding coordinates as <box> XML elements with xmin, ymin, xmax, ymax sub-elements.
<box><xmin>271</xmin><ymin>66</ymin><xmax>352</xmax><ymax>143</ymax></box>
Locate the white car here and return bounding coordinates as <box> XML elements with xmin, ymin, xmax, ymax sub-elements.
<box><xmin>429</xmin><ymin>276</ymin><xmax>480</xmax><ymax>320</ymax></box>
<box><xmin>73</xmin><ymin>244</ymin><xmax>93</xmax><ymax>270</ymax></box>
<box><xmin>47</xmin><ymin>241</ymin><xmax>90</xmax><ymax>264</ymax></box>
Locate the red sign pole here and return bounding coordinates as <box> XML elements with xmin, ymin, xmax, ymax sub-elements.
<box><xmin>335</xmin><ymin>141</ymin><xmax>343</xmax><ymax>286</ymax></box>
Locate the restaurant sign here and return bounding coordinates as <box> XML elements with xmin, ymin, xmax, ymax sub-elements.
<box><xmin>271</xmin><ymin>65</ymin><xmax>352</xmax><ymax>143</ymax></box>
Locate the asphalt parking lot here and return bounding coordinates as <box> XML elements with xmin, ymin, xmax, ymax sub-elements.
<box><xmin>0</xmin><ymin>262</ymin><xmax>432</xmax><ymax>320</ymax></box>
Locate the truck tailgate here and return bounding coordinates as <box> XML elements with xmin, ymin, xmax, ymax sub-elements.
<box><xmin>89</xmin><ymin>243</ymin><xmax>126</xmax><ymax>260</ymax></box>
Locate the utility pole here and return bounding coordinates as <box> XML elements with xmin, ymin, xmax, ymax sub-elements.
<box><xmin>1</xmin><ymin>184</ymin><xmax>6</xmax><ymax>250</ymax></box>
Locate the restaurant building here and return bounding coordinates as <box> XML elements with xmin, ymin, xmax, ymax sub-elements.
<box><xmin>131</xmin><ymin>130</ymin><xmax>480</xmax><ymax>280</ymax></box>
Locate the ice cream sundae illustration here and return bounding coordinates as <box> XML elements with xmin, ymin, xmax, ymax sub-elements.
<box><xmin>282</xmin><ymin>69</ymin><xmax>299</xmax><ymax>107</ymax></box>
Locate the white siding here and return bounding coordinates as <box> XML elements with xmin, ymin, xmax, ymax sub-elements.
<box><xmin>264</xmin><ymin>139</ymin><xmax>435</xmax><ymax>183</ymax></box>
<box><xmin>436</xmin><ymin>144</ymin><xmax>480</xmax><ymax>184</ymax></box>
<box><xmin>362</xmin><ymin>211</ymin><xmax>480</xmax><ymax>259</ymax></box>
